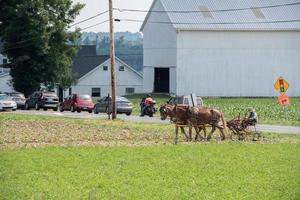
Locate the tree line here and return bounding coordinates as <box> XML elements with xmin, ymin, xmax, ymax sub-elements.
<box><xmin>0</xmin><ymin>0</ymin><xmax>84</xmax><ymax>96</ymax></box>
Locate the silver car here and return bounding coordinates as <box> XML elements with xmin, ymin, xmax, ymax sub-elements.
<box><xmin>94</xmin><ymin>96</ymin><xmax>133</xmax><ymax>115</ymax></box>
<box><xmin>0</xmin><ymin>94</ymin><xmax>17</xmax><ymax>111</ymax></box>
<box><xmin>6</xmin><ymin>92</ymin><xmax>26</xmax><ymax>109</ymax></box>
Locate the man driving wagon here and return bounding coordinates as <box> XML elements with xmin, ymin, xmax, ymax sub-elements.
<box><xmin>227</xmin><ymin>108</ymin><xmax>259</xmax><ymax>140</ymax></box>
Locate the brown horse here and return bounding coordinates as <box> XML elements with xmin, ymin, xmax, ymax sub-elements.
<box><xmin>159</xmin><ymin>104</ymin><xmax>206</xmax><ymax>143</ymax></box>
<box><xmin>187</xmin><ymin>106</ymin><xmax>228</xmax><ymax>140</ymax></box>
<box><xmin>159</xmin><ymin>104</ymin><xmax>191</xmax><ymax>142</ymax></box>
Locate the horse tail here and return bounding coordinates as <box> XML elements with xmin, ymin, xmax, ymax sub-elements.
<box><xmin>220</xmin><ymin>112</ymin><xmax>229</xmax><ymax>138</ymax></box>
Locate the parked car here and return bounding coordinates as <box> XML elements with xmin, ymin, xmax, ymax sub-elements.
<box><xmin>59</xmin><ymin>94</ymin><xmax>94</xmax><ymax>113</ymax></box>
<box><xmin>6</xmin><ymin>92</ymin><xmax>26</xmax><ymax>109</ymax></box>
<box><xmin>94</xmin><ymin>96</ymin><xmax>133</xmax><ymax>115</ymax></box>
<box><xmin>25</xmin><ymin>91</ymin><xmax>59</xmax><ymax>111</ymax></box>
<box><xmin>168</xmin><ymin>95</ymin><xmax>203</xmax><ymax>106</ymax></box>
<box><xmin>0</xmin><ymin>94</ymin><xmax>17</xmax><ymax>111</ymax></box>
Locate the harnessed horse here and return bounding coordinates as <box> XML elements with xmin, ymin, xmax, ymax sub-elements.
<box><xmin>159</xmin><ymin>104</ymin><xmax>206</xmax><ymax>143</ymax></box>
<box><xmin>160</xmin><ymin>104</ymin><xmax>228</xmax><ymax>143</ymax></box>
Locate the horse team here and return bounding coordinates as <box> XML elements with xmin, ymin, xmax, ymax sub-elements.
<box><xmin>159</xmin><ymin>103</ymin><xmax>229</xmax><ymax>144</ymax></box>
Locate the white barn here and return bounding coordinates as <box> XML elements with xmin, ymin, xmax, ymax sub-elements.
<box><xmin>141</xmin><ymin>0</ymin><xmax>300</xmax><ymax>96</ymax></box>
<box><xmin>65</xmin><ymin>46</ymin><xmax>143</xmax><ymax>98</ymax></box>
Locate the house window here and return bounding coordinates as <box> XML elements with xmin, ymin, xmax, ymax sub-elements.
<box><xmin>119</xmin><ymin>66</ymin><xmax>125</xmax><ymax>71</ymax></box>
<box><xmin>3</xmin><ymin>59</ymin><xmax>7</xmax><ymax>64</ymax></box>
<box><xmin>91</xmin><ymin>88</ymin><xmax>101</xmax><ymax>97</ymax></box>
<box><xmin>103</xmin><ymin>66</ymin><xmax>108</xmax><ymax>71</ymax></box>
<box><xmin>69</xmin><ymin>88</ymin><xmax>72</xmax><ymax>95</ymax></box>
<box><xmin>126</xmin><ymin>88</ymin><xmax>135</xmax><ymax>94</ymax></box>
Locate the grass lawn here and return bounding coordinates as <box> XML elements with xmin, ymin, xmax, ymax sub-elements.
<box><xmin>124</xmin><ymin>94</ymin><xmax>300</xmax><ymax>126</ymax></box>
<box><xmin>0</xmin><ymin>114</ymin><xmax>299</xmax><ymax>199</ymax></box>
<box><xmin>1</xmin><ymin>144</ymin><xmax>299</xmax><ymax>199</ymax></box>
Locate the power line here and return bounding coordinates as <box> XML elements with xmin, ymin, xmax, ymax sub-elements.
<box><xmin>70</xmin><ymin>10</ymin><xmax>108</xmax><ymax>27</ymax></box>
<box><xmin>114</xmin><ymin>2</ymin><xmax>300</xmax><ymax>13</ymax></box>
<box><xmin>1</xmin><ymin>20</ymin><xmax>109</xmax><ymax>51</ymax></box>
<box><xmin>116</xmin><ymin>18</ymin><xmax>300</xmax><ymax>25</ymax></box>
<box><xmin>80</xmin><ymin>20</ymin><xmax>109</xmax><ymax>31</ymax></box>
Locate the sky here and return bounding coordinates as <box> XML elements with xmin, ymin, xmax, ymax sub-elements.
<box><xmin>71</xmin><ymin>0</ymin><xmax>153</xmax><ymax>33</ymax></box>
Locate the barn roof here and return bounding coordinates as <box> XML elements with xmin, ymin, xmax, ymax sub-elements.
<box><xmin>141</xmin><ymin>0</ymin><xmax>300</xmax><ymax>31</ymax></box>
<box><xmin>71</xmin><ymin>46</ymin><xmax>110</xmax><ymax>79</ymax></box>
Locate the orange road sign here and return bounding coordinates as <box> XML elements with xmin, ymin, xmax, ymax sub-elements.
<box><xmin>278</xmin><ymin>94</ymin><xmax>289</xmax><ymax>106</ymax></box>
<box><xmin>274</xmin><ymin>76</ymin><xmax>289</xmax><ymax>94</ymax></box>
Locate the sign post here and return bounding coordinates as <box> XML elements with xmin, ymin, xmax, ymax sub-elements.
<box><xmin>274</xmin><ymin>76</ymin><xmax>289</xmax><ymax>94</ymax></box>
<box><xmin>274</xmin><ymin>76</ymin><xmax>290</xmax><ymax>120</ymax></box>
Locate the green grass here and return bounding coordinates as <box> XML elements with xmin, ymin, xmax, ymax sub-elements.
<box><xmin>124</xmin><ymin>95</ymin><xmax>300</xmax><ymax>126</ymax></box>
<box><xmin>1</xmin><ymin>144</ymin><xmax>299</xmax><ymax>199</ymax></box>
<box><xmin>0</xmin><ymin>113</ymin><xmax>299</xmax><ymax>199</ymax></box>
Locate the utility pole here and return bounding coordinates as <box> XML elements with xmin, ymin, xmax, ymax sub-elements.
<box><xmin>108</xmin><ymin>0</ymin><xmax>117</xmax><ymax>119</ymax></box>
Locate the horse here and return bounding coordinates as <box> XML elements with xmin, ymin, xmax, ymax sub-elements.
<box><xmin>186</xmin><ymin>106</ymin><xmax>228</xmax><ymax>141</ymax></box>
<box><xmin>159</xmin><ymin>104</ymin><xmax>206</xmax><ymax>143</ymax></box>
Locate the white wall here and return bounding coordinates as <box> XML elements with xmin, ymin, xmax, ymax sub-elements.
<box><xmin>176</xmin><ymin>31</ymin><xmax>300</xmax><ymax>97</ymax></box>
<box><xmin>0</xmin><ymin>74</ymin><xmax>14</xmax><ymax>93</ymax></box>
<box><xmin>68</xmin><ymin>59</ymin><xmax>143</xmax><ymax>98</ymax></box>
<box><xmin>142</xmin><ymin>0</ymin><xmax>177</xmax><ymax>94</ymax></box>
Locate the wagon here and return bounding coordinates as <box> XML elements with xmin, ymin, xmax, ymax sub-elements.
<box><xmin>227</xmin><ymin>115</ymin><xmax>259</xmax><ymax>140</ymax></box>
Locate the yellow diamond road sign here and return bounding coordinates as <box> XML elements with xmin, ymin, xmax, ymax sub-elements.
<box><xmin>274</xmin><ymin>76</ymin><xmax>289</xmax><ymax>94</ymax></box>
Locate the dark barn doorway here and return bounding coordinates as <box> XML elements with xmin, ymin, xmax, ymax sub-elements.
<box><xmin>154</xmin><ymin>68</ymin><xmax>169</xmax><ymax>93</ymax></box>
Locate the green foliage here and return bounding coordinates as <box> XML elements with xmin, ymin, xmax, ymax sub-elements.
<box><xmin>124</xmin><ymin>95</ymin><xmax>300</xmax><ymax>126</ymax></box>
<box><xmin>0</xmin><ymin>0</ymin><xmax>84</xmax><ymax>96</ymax></box>
<box><xmin>0</xmin><ymin>144</ymin><xmax>299</xmax><ymax>199</ymax></box>
<box><xmin>203</xmin><ymin>97</ymin><xmax>300</xmax><ymax>126</ymax></box>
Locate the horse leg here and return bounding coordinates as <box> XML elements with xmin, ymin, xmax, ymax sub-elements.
<box><xmin>202</xmin><ymin>125</ymin><xmax>207</xmax><ymax>140</ymax></box>
<box><xmin>188</xmin><ymin>126</ymin><xmax>192</xmax><ymax>142</ymax></box>
<box><xmin>215</xmin><ymin>123</ymin><xmax>226</xmax><ymax>140</ymax></box>
<box><xmin>175</xmin><ymin>126</ymin><xmax>179</xmax><ymax>144</ymax></box>
<box><xmin>194</xmin><ymin>124</ymin><xmax>199</xmax><ymax>141</ymax></box>
<box><xmin>207</xmin><ymin>126</ymin><xmax>216</xmax><ymax>141</ymax></box>
<box><xmin>195</xmin><ymin>127</ymin><xmax>199</xmax><ymax>141</ymax></box>
<box><xmin>218</xmin><ymin>127</ymin><xmax>226</xmax><ymax>141</ymax></box>
<box><xmin>180</xmin><ymin>127</ymin><xmax>189</xmax><ymax>141</ymax></box>
<box><xmin>194</xmin><ymin>125</ymin><xmax>204</xmax><ymax>141</ymax></box>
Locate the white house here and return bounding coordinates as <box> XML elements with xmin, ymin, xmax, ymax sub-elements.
<box><xmin>0</xmin><ymin>53</ymin><xmax>14</xmax><ymax>93</ymax></box>
<box><xmin>141</xmin><ymin>0</ymin><xmax>300</xmax><ymax>96</ymax></box>
<box><xmin>64</xmin><ymin>46</ymin><xmax>143</xmax><ymax>98</ymax></box>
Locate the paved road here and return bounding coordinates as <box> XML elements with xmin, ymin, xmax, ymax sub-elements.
<box><xmin>8</xmin><ymin>110</ymin><xmax>300</xmax><ymax>134</ymax></box>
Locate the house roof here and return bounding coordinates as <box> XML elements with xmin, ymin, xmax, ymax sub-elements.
<box><xmin>71</xmin><ymin>46</ymin><xmax>110</xmax><ymax>78</ymax></box>
<box><xmin>141</xmin><ymin>0</ymin><xmax>300</xmax><ymax>31</ymax></box>
<box><xmin>71</xmin><ymin>46</ymin><xmax>142</xmax><ymax>79</ymax></box>
<box><xmin>79</xmin><ymin>57</ymin><xmax>143</xmax><ymax>81</ymax></box>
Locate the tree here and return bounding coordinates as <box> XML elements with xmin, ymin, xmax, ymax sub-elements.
<box><xmin>0</xmin><ymin>0</ymin><xmax>84</xmax><ymax>96</ymax></box>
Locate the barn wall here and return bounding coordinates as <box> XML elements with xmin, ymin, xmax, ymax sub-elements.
<box><xmin>142</xmin><ymin>0</ymin><xmax>177</xmax><ymax>94</ymax></box>
<box><xmin>176</xmin><ymin>31</ymin><xmax>300</xmax><ymax>97</ymax></box>
<box><xmin>69</xmin><ymin>59</ymin><xmax>143</xmax><ymax>98</ymax></box>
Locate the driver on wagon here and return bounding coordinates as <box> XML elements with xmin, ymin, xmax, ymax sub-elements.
<box><xmin>246</xmin><ymin>108</ymin><xmax>258</xmax><ymax>124</ymax></box>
